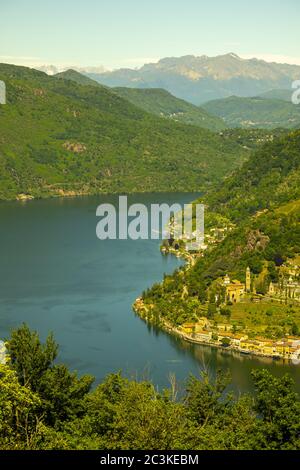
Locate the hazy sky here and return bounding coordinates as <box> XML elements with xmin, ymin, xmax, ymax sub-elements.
<box><xmin>1</xmin><ymin>0</ymin><xmax>300</xmax><ymax>69</ymax></box>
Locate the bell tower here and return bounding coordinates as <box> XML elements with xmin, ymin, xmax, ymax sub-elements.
<box><xmin>246</xmin><ymin>267</ymin><xmax>251</xmax><ymax>293</ymax></box>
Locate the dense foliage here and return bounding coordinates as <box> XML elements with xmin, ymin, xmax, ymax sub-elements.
<box><xmin>114</xmin><ymin>86</ymin><xmax>226</xmax><ymax>131</ymax></box>
<box><xmin>0</xmin><ymin>63</ymin><xmax>250</xmax><ymax>200</ymax></box>
<box><xmin>55</xmin><ymin>70</ymin><xmax>226</xmax><ymax>131</ymax></box>
<box><xmin>205</xmin><ymin>131</ymin><xmax>300</xmax><ymax>219</ymax></box>
<box><xmin>203</xmin><ymin>96</ymin><xmax>300</xmax><ymax>129</ymax></box>
<box><xmin>1</xmin><ymin>325</ymin><xmax>299</xmax><ymax>450</ymax></box>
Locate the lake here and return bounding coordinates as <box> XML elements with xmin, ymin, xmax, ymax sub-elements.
<box><xmin>0</xmin><ymin>193</ymin><xmax>299</xmax><ymax>394</ymax></box>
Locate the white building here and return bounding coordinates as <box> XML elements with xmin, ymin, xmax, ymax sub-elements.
<box><xmin>0</xmin><ymin>340</ymin><xmax>7</xmax><ymax>365</ymax></box>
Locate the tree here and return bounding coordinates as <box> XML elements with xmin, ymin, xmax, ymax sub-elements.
<box><xmin>290</xmin><ymin>322</ymin><xmax>300</xmax><ymax>336</ymax></box>
<box><xmin>6</xmin><ymin>324</ymin><xmax>94</xmax><ymax>427</ymax></box>
<box><xmin>251</xmin><ymin>369</ymin><xmax>300</xmax><ymax>450</ymax></box>
<box><xmin>220</xmin><ymin>307</ymin><xmax>231</xmax><ymax>319</ymax></box>
<box><xmin>0</xmin><ymin>364</ymin><xmax>43</xmax><ymax>449</ymax></box>
<box><xmin>38</xmin><ymin>365</ymin><xmax>94</xmax><ymax>426</ymax></box>
<box><xmin>221</xmin><ymin>337</ymin><xmax>231</xmax><ymax>347</ymax></box>
<box><xmin>185</xmin><ymin>371</ymin><xmax>231</xmax><ymax>426</ymax></box>
<box><xmin>3</xmin><ymin>326</ymin><xmax>300</xmax><ymax>450</ymax></box>
<box><xmin>207</xmin><ymin>303</ymin><xmax>217</xmax><ymax>319</ymax></box>
<box><xmin>7</xmin><ymin>323</ymin><xmax>58</xmax><ymax>389</ymax></box>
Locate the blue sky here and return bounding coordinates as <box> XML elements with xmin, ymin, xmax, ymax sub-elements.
<box><xmin>1</xmin><ymin>0</ymin><xmax>300</xmax><ymax>69</ymax></box>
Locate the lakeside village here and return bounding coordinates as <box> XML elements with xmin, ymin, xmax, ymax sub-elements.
<box><xmin>134</xmin><ymin>225</ymin><xmax>300</xmax><ymax>364</ymax></box>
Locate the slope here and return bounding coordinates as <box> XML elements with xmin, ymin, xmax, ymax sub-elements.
<box><xmin>141</xmin><ymin>132</ymin><xmax>300</xmax><ymax>326</ymax></box>
<box><xmin>202</xmin><ymin>96</ymin><xmax>300</xmax><ymax>129</ymax></box>
<box><xmin>113</xmin><ymin>87</ymin><xmax>225</xmax><ymax>131</ymax></box>
<box><xmin>0</xmin><ymin>63</ymin><xmax>248</xmax><ymax>200</ymax></box>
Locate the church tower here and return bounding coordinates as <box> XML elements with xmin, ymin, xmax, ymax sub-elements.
<box><xmin>246</xmin><ymin>267</ymin><xmax>251</xmax><ymax>293</ymax></box>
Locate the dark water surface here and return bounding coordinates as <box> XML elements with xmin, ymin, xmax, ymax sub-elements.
<box><xmin>0</xmin><ymin>193</ymin><xmax>299</xmax><ymax>393</ymax></box>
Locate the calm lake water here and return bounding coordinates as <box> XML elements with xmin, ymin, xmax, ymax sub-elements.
<box><xmin>0</xmin><ymin>193</ymin><xmax>299</xmax><ymax>394</ymax></box>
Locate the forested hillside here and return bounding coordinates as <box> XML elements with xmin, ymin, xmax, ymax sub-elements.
<box><xmin>141</xmin><ymin>132</ymin><xmax>300</xmax><ymax>327</ymax></box>
<box><xmin>113</xmin><ymin>87</ymin><xmax>226</xmax><ymax>131</ymax></box>
<box><xmin>203</xmin><ymin>96</ymin><xmax>300</xmax><ymax>129</ymax></box>
<box><xmin>0</xmin><ymin>63</ymin><xmax>248</xmax><ymax>200</ymax></box>
<box><xmin>55</xmin><ymin>70</ymin><xmax>225</xmax><ymax>131</ymax></box>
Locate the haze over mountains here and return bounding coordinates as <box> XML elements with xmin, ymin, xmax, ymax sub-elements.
<box><xmin>84</xmin><ymin>53</ymin><xmax>300</xmax><ymax>105</ymax></box>
<box><xmin>36</xmin><ymin>65</ymin><xmax>106</xmax><ymax>76</ymax></box>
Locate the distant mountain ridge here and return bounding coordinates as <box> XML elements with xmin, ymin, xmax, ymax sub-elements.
<box><xmin>202</xmin><ymin>95</ymin><xmax>300</xmax><ymax>129</ymax></box>
<box><xmin>86</xmin><ymin>53</ymin><xmax>300</xmax><ymax>104</ymax></box>
<box><xmin>114</xmin><ymin>87</ymin><xmax>226</xmax><ymax>131</ymax></box>
<box><xmin>55</xmin><ymin>69</ymin><xmax>104</xmax><ymax>87</ymax></box>
<box><xmin>36</xmin><ymin>64</ymin><xmax>106</xmax><ymax>76</ymax></box>
<box><xmin>258</xmin><ymin>89</ymin><xmax>294</xmax><ymax>102</ymax></box>
<box><xmin>55</xmin><ymin>69</ymin><xmax>225</xmax><ymax>131</ymax></box>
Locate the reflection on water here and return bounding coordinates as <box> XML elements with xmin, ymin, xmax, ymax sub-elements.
<box><xmin>144</xmin><ymin>321</ymin><xmax>300</xmax><ymax>394</ymax></box>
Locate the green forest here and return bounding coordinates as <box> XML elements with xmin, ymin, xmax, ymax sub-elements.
<box><xmin>1</xmin><ymin>324</ymin><xmax>299</xmax><ymax>450</ymax></box>
<box><xmin>203</xmin><ymin>95</ymin><xmax>300</xmax><ymax>129</ymax></box>
<box><xmin>0</xmin><ymin>64</ymin><xmax>250</xmax><ymax>200</ymax></box>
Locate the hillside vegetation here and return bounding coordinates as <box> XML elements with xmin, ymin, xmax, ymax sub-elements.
<box><xmin>55</xmin><ymin>70</ymin><xmax>225</xmax><ymax>131</ymax></box>
<box><xmin>141</xmin><ymin>132</ymin><xmax>300</xmax><ymax>327</ymax></box>
<box><xmin>55</xmin><ymin>69</ymin><xmax>104</xmax><ymax>88</ymax></box>
<box><xmin>0</xmin><ymin>63</ymin><xmax>249</xmax><ymax>200</ymax></box>
<box><xmin>259</xmin><ymin>89</ymin><xmax>294</xmax><ymax>102</ymax></box>
<box><xmin>203</xmin><ymin>96</ymin><xmax>300</xmax><ymax>129</ymax></box>
<box><xmin>113</xmin><ymin>87</ymin><xmax>226</xmax><ymax>131</ymax></box>
<box><xmin>1</xmin><ymin>324</ymin><xmax>300</xmax><ymax>450</ymax></box>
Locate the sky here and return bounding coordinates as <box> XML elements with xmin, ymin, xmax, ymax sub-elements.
<box><xmin>1</xmin><ymin>0</ymin><xmax>300</xmax><ymax>70</ymax></box>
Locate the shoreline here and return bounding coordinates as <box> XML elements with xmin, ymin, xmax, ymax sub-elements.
<box><xmin>133</xmin><ymin>301</ymin><xmax>300</xmax><ymax>366</ymax></box>
<box><xmin>0</xmin><ymin>189</ymin><xmax>202</xmax><ymax>204</ymax></box>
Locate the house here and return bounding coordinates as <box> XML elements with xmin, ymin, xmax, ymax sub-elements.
<box><xmin>181</xmin><ymin>323</ymin><xmax>195</xmax><ymax>334</ymax></box>
<box><xmin>255</xmin><ymin>337</ymin><xmax>277</xmax><ymax>356</ymax></box>
<box><xmin>217</xmin><ymin>324</ymin><xmax>232</xmax><ymax>332</ymax></box>
<box><xmin>275</xmin><ymin>341</ymin><xmax>294</xmax><ymax>358</ymax></box>
<box><xmin>226</xmin><ymin>281</ymin><xmax>245</xmax><ymax>303</ymax></box>
<box><xmin>194</xmin><ymin>330</ymin><xmax>212</xmax><ymax>342</ymax></box>
<box><xmin>197</xmin><ymin>317</ymin><xmax>211</xmax><ymax>328</ymax></box>
<box><xmin>231</xmin><ymin>333</ymin><xmax>248</xmax><ymax>347</ymax></box>
<box><xmin>239</xmin><ymin>339</ymin><xmax>258</xmax><ymax>352</ymax></box>
<box><xmin>218</xmin><ymin>332</ymin><xmax>247</xmax><ymax>347</ymax></box>
<box><xmin>268</xmin><ymin>268</ymin><xmax>300</xmax><ymax>301</ymax></box>
<box><xmin>287</xmin><ymin>337</ymin><xmax>300</xmax><ymax>348</ymax></box>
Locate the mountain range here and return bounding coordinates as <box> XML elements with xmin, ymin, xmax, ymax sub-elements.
<box><xmin>57</xmin><ymin>69</ymin><xmax>300</xmax><ymax>131</ymax></box>
<box><xmin>85</xmin><ymin>54</ymin><xmax>300</xmax><ymax>105</ymax></box>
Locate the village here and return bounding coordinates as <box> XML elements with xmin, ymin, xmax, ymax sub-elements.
<box><xmin>135</xmin><ymin>257</ymin><xmax>300</xmax><ymax>364</ymax></box>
